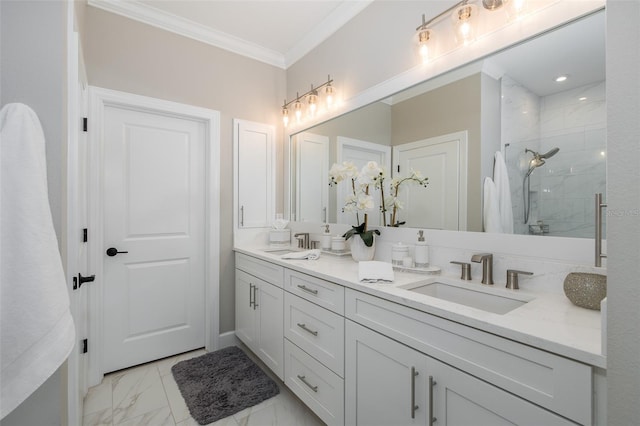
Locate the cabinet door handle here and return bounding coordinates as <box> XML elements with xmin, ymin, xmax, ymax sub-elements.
<box><xmin>297</xmin><ymin>284</ymin><xmax>318</xmax><ymax>295</ymax></box>
<box><xmin>297</xmin><ymin>374</ymin><xmax>318</xmax><ymax>392</ymax></box>
<box><xmin>322</xmin><ymin>207</ymin><xmax>327</xmax><ymax>223</ymax></box>
<box><xmin>297</xmin><ymin>323</ymin><xmax>318</xmax><ymax>336</ymax></box>
<box><xmin>411</xmin><ymin>367</ymin><xmax>419</xmax><ymax>419</ymax></box>
<box><xmin>240</xmin><ymin>205</ymin><xmax>244</xmax><ymax>227</ymax></box>
<box><xmin>249</xmin><ymin>283</ymin><xmax>254</xmax><ymax>308</ymax></box>
<box><xmin>252</xmin><ymin>284</ymin><xmax>258</xmax><ymax>309</ymax></box>
<box><xmin>429</xmin><ymin>375</ymin><xmax>437</xmax><ymax>426</ymax></box>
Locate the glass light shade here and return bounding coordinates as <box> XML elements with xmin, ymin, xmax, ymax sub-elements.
<box><xmin>325</xmin><ymin>84</ymin><xmax>334</xmax><ymax>109</ymax></box>
<box><xmin>453</xmin><ymin>4</ymin><xmax>477</xmax><ymax>45</ymax></box>
<box><xmin>308</xmin><ymin>92</ymin><xmax>318</xmax><ymax>117</ymax></box>
<box><xmin>282</xmin><ymin>107</ymin><xmax>289</xmax><ymax>127</ymax></box>
<box><xmin>293</xmin><ymin>100</ymin><xmax>303</xmax><ymax>122</ymax></box>
<box><xmin>418</xmin><ymin>29</ymin><xmax>431</xmax><ymax>63</ymax></box>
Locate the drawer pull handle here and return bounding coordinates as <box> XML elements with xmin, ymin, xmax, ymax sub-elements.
<box><xmin>297</xmin><ymin>323</ymin><xmax>318</xmax><ymax>336</ymax></box>
<box><xmin>297</xmin><ymin>375</ymin><xmax>318</xmax><ymax>392</ymax></box>
<box><xmin>429</xmin><ymin>375</ymin><xmax>437</xmax><ymax>426</ymax></box>
<box><xmin>411</xmin><ymin>367</ymin><xmax>419</xmax><ymax>419</ymax></box>
<box><xmin>297</xmin><ymin>284</ymin><xmax>318</xmax><ymax>295</ymax></box>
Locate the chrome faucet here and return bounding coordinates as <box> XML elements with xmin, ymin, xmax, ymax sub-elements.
<box><xmin>471</xmin><ymin>253</ymin><xmax>494</xmax><ymax>285</ymax></box>
<box><xmin>294</xmin><ymin>233</ymin><xmax>310</xmax><ymax>249</ymax></box>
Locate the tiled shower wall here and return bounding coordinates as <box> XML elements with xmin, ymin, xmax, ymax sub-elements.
<box><xmin>502</xmin><ymin>76</ymin><xmax>606</xmax><ymax>238</ymax></box>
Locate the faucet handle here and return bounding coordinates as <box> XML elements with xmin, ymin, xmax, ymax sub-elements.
<box><xmin>506</xmin><ymin>269</ymin><xmax>533</xmax><ymax>290</ymax></box>
<box><xmin>450</xmin><ymin>261</ymin><xmax>472</xmax><ymax>281</ymax></box>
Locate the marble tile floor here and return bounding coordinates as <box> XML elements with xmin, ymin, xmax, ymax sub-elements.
<box><xmin>83</xmin><ymin>346</ymin><xmax>325</xmax><ymax>426</ymax></box>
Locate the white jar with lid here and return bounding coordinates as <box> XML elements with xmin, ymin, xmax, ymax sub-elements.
<box><xmin>391</xmin><ymin>242</ymin><xmax>409</xmax><ymax>266</ymax></box>
<box><xmin>331</xmin><ymin>236</ymin><xmax>346</xmax><ymax>252</ymax></box>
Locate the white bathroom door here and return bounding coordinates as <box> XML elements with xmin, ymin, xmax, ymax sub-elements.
<box><xmin>295</xmin><ymin>132</ymin><xmax>329</xmax><ymax>222</ymax></box>
<box><xmin>337</xmin><ymin>137</ymin><xmax>391</xmax><ymax>226</ymax></box>
<box><xmin>393</xmin><ymin>131</ymin><xmax>468</xmax><ymax>230</ymax></box>
<box><xmin>101</xmin><ymin>104</ymin><xmax>205</xmax><ymax>373</ymax></box>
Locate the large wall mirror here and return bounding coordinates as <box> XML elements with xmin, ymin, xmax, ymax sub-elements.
<box><xmin>288</xmin><ymin>10</ymin><xmax>605</xmax><ymax>239</ymax></box>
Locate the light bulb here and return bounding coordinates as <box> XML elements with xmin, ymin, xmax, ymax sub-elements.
<box><xmin>509</xmin><ymin>0</ymin><xmax>527</xmax><ymax>20</ymax></box>
<box><xmin>418</xmin><ymin>29</ymin><xmax>430</xmax><ymax>63</ymax></box>
<box><xmin>453</xmin><ymin>4</ymin><xmax>476</xmax><ymax>46</ymax></box>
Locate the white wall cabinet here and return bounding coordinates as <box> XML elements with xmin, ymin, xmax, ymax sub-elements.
<box><xmin>233</xmin><ymin>119</ymin><xmax>275</xmax><ymax>229</ymax></box>
<box><xmin>234</xmin><ymin>254</ymin><xmax>284</xmax><ymax>379</ymax></box>
<box><xmin>346</xmin><ymin>320</ymin><xmax>577</xmax><ymax>426</ymax></box>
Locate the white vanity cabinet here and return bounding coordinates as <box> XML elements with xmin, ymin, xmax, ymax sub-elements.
<box><xmin>345</xmin><ymin>288</ymin><xmax>593</xmax><ymax>426</ymax></box>
<box><xmin>234</xmin><ymin>253</ymin><xmax>284</xmax><ymax>379</ymax></box>
<box><xmin>282</xmin><ymin>269</ymin><xmax>346</xmax><ymax>426</ymax></box>
<box><xmin>346</xmin><ymin>320</ymin><xmax>577</xmax><ymax>426</ymax></box>
<box><xmin>233</xmin><ymin>250</ymin><xmax>602</xmax><ymax>426</ymax></box>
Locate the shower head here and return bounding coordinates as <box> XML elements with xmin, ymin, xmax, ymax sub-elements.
<box><xmin>525</xmin><ymin>147</ymin><xmax>560</xmax><ymax>171</ymax></box>
<box><xmin>540</xmin><ymin>147</ymin><xmax>560</xmax><ymax>159</ymax></box>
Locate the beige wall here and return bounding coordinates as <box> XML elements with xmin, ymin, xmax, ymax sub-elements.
<box><xmin>81</xmin><ymin>5</ymin><xmax>286</xmax><ymax>333</ymax></box>
<box><xmin>391</xmin><ymin>74</ymin><xmax>483</xmax><ymax>232</ymax></box>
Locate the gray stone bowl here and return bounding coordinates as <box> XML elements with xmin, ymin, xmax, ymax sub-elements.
<box><xmin>563</xmin><ymin>272</ymin><xmax>607</xmax><ymax>310</ymax></box>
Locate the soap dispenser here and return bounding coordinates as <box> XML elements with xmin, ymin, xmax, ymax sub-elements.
<box><xmin>321</xmin><ymin>224</ymin><xmax>332</xmax><ymax>250</ymax></box>
<box><xmin>414</xmin><ymin>230</ymin><xmax>429</xmax><ymax>268</ymax></box>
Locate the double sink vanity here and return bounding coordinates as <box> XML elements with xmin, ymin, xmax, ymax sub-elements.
<box><xmin>233</xmin><ymin>244</ymin><xmax>605</xmax><ymax>426</ymax></box>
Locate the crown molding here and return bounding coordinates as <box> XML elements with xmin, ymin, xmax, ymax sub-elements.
<box><xmin>284</xmin><ymin>1</ymin><xmax>374</xmax><ymax>68</ymax></box>
<box><xmin>88</xmin><ymin>0</ymin><xmax>372</xmax><ymax>70</ymax></box>
<box><xmin>88</xmin><ymin>0</ymin><xmax>286</xmax><ymax>68</ymax></box>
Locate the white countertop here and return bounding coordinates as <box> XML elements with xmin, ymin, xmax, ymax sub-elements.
<box><xmin>235</xmin><ymin>246</ymin><xmax>606</xmax><ymax>369</ymax></box>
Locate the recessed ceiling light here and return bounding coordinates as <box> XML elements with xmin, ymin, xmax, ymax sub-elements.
<box><xmin>579</xmin><ymin>97</ymin><xmax>587</xmax><ymax>101</ymax></box>
<box><xmin>555</xmin><ymin>75</ymin><xmax>568</xmax><ymax>82</ymax></box>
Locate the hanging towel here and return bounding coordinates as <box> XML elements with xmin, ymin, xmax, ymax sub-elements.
<box><xmin>358</xmin><ymin>261</ymin><xmax>395</xmax><ymax>283</ymax></box>
<box><xmin>483</xmin><ymin>177</ymin><xmax>503</xmax><ymax>233</ymax></box>
<box><xmin>493</xmin><ymin>151</ymin><xmax>514</xmax><ymax>234</ymax></box>
<box><xmin>0</xmin><ymin>103</ymin><xmax>76</xmax><ymax>419</ymax></box>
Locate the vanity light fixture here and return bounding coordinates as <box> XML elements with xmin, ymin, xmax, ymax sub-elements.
<box><xmin>416</xmin><ymin>0</ymin><xmax>527</xmax><ymax>61</ymax></box>
<box><xmin>281</xmin><ymin>75</ymin><xmax>334</xmax><ymax>126</ymax></box>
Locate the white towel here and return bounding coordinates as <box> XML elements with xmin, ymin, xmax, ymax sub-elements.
<box><xmin>281</xmin><ymin>249</ymin><xmax>321</xmax><ymax>260</ymax></box>
<box><xmin>358</xmin><ymin>261</ymin><xmax>395</xmax><ymax>283</ymax></box>
<box><xmin>483</xmin><ymin>177</ymin><xmax>503</xmax><ymax>233</ymax></box>
<box><xmin>494</xmin><ymin>151</ymin><xmax>514</xmax><ymax>233</ymax></box>
<box><xmin>1</xmin><ymin>103</ymin><xmax>76</xmax><ymax>419</ymax></box>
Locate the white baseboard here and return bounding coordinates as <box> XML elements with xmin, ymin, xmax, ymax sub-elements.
<box><xmin>218</xmin><ymin>331</ymin><xmax>240</xmax><ymax>348</ymax></box>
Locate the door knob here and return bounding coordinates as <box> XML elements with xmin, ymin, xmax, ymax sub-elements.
<box><xmin>106</xmin><ymin>247</ymin><xmax>128</xmax><ymax>257</ymax></box>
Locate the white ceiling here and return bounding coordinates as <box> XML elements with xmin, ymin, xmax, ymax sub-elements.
<box><xmin>88</xmin><ymin>0</ymin><xmax>373</xmax><ymax>69</ymax></box>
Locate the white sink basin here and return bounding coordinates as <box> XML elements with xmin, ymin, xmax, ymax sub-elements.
<box><xmin>400</xmin><ymin>281</ymin><xmax>529</xmax><ymax>314</ymax></box>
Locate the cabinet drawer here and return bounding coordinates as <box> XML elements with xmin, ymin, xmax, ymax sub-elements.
<box><xmin>285</xmin><ymin>292</ymin><xmax>344</xmax><ymax>376</ymax></box>
<box><xmin>345</xmin><ymin>289</ymin><xmax>592</xmax><ymax>425</ymax></box>
<box><xmin>285</xmin><ymin>269</ymin><xmax>344</xmax><ymax>314</ymax></box>
<box><xmin>236</xmin><ymin>252</ymin><xmax>284</xmax><ymax>287</ymax></box>
<box><xmin>284</xmin><ymin>339</ymin><xmax>344</xmax><ymax>426</ymax></box>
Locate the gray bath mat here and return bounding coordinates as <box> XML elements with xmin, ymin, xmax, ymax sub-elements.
<box><xmin>171</xmin><ymin>346</ymin><xmax>280</xmax><ymax>425</ymax></box>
